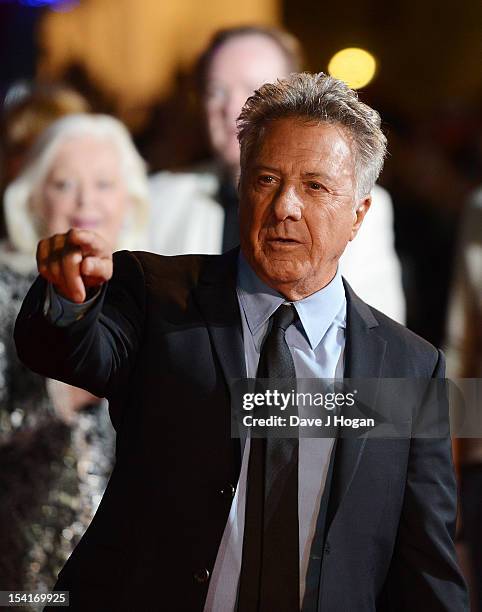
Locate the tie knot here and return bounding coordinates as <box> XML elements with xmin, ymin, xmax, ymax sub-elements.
<box><xmin>272</xmin><ymin>304</ymin><xmax>297</xmax><ymax>332</ymax></box>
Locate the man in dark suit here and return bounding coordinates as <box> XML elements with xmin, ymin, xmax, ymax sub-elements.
<box><xmin>15</xmin><ymin>73</ymin><xmax>468</xmax><ymax>611</ymax></box>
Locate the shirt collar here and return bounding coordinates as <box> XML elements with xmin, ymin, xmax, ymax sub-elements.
<box><xmin>236</xmin><ymin>252</ymin><xmax>346</xmax><ymax>350</ymax></box>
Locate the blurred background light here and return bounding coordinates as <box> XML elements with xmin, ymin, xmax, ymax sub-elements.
<box><xmin>18</xmin><ymin>0</ymin><xmax>78</xmax><ymax>9</ymax></box>
<box><xmin>20</xmin><ymin>0</ymin><xmax>59</xmax><ymax>5</ymax></box>
<box><xmin>328</xmin><ymin>47</ymin><xmax>377</xmax><ymax>89</ymax></box>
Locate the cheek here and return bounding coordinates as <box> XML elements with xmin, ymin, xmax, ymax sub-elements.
<box><xmin>304</xmin><ymin>209</ymin><xmax>330</xmax><ymax>240</ymax></box>
<box><xmin>307</xmin><ymin>207</ymin><xmax>353</xmax><ymax>251</ymax></box>
<box><xmin>40</xmin><ymin>187</ymin><xmax>73</xmax><ymax>219</ymax></box>
<box><xmin>206</xmin><ymin>104</ymin><xmax>225</xmax><ymax>132</ymax></box>
<box><xmin>208</xmin><ymin>110</ymin><xmax>237</xmax><ymax>156</ymax></box>
<box><xmin>238</xmin><ymin>203</ymin><xmax>252</xmax><ymax>243</ymax></box>
<box><xmin>102</xmin><ymin>190</ymin><xmax>129</xmax><ymax>225</ymax></box>
<box><xmin>240</xmin><ymin>194</ymin><xmax>263</xmax><ymax>237</ymax></box>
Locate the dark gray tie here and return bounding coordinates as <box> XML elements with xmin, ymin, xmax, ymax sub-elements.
<box><xmin>238</xmin><ymin>304</ymin><xmax>300</xmax><ymax>611</ymax></box>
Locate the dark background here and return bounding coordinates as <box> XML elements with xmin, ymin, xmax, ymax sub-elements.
<box><xmin>1</xmin><ymin>0</ymin><xmax>481</xmax><ymax>346</ymax></box>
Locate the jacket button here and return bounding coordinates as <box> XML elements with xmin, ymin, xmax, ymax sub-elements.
<box><xmin>220</xmin><ymin>483</ymin><xmax>235</xmax><ymax>499</ymax></box>
<box><xmin>325</xmin><ymin>542</ymin><xmax>331</xmax><ymax>555</ymax></box>
<box><xmin>194</xmin><ymin>568</ymin><xmax>210</xmax><ymax>584</ymax></box>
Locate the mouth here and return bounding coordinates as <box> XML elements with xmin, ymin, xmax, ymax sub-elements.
<box><xmin>70</xmin><ymin>218</ymin><xmax>102</xmax><ymax>230</ymax></box>
<box><xmin>266</xmin><ymin>237</ymin><xmax>302</xmax><ymax>249</ymax></box>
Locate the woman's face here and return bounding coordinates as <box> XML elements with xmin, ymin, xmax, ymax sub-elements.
<box><xmin>36</xmin><ymin>135</ymin><xmax>130</xmax><ymax>248</ymax></box>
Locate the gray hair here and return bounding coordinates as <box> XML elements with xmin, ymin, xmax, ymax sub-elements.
<box><xmin>4</xmin><ymin>113</ymin><xmax>150</xmax><ymax>255</ymax></box>
<box><xmin>237</xmin><ymin>72</ymin><xmax>387</xmax><ymax>198</ymax></box>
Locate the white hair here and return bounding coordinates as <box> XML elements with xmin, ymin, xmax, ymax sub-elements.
<box><xmin>4</xmin><ymin>113</ymin><xmax>150</xmax><ymax>255</ymax></box>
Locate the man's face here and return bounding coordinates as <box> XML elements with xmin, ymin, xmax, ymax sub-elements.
<box><xmin>204</xmin><ymin>34</ymin><xmax>290</xmax><ymax>174</ymax></box>
<box><xmin>239</xmin><ymin>118</ymin><xmax>370</xmax><ymax>300</ymax></box>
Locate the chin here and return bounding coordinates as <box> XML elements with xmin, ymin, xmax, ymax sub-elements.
<box><xmin>257</xmin><ymin>259</ymin><xmax>307</xmax><ymax>286</ymax></box>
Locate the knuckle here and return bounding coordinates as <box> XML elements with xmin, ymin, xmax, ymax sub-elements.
<box><xmin>51</xmin><ymin>234</ymin><xmax>64</xmax><ymax>250</ymax></box>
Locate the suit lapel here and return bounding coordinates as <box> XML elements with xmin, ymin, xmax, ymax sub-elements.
<box><xmin>324</xmin><ymin>280</ymin><xmax>388</xmax><ymax>532</ymax></box>
<box><xmin>192</xmin><ymin>248</ymin><xmax>246</xmax><ymax>390</ymax></box>
<box><xmin>192</xmin><ymin>249</ymin><xmax>246</xmax><ymax>468</ymax></box>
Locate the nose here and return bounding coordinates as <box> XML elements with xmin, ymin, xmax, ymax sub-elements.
<box><xmin>271</xmin><ymin>183</ymin><xmax>303</xmax><ymax>222</ymax></box>
<box><xmin>75</xmin><ymin>183</ymin><xmax>95</xmax><ymax>210</ymax></box>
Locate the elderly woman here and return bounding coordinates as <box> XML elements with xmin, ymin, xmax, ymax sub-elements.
<box><xmin>0</xmin><ymin>114</ymin><xmax>149</xmax><ymax>593</ymax></box>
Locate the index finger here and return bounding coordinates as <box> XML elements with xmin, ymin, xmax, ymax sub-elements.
<box><xmin>61</xmin><ymin>248</ymin><xmax>86</xmax><ymax>303</ymax></box>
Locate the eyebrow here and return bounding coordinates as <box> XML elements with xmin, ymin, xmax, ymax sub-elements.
<box><xmin>252</xmin><ymin>165</ymin><xmax>280</xmax><ymax>173</ymax></box>
<box><xmin>301</xmin><ymin>172</ymin><xmax>330</xmax><ymax>180</ymax></box>
<box><xmin>251</xmin><ymin>165</ymin><xmax>336</xmax><ymax>183</ymax></box>
<box><xmin>253</xmin><ymin>165</ymin><xmax>328</xmax><ymax>175</ymax></box>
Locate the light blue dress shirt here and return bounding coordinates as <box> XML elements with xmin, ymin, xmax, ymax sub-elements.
<box><xmin>204</xmin><ymin>254</ymin><xmax>346</xmax><ymax>611</ymax></box>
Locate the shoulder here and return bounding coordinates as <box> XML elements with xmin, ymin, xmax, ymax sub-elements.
<box><xmin>376</xmin><ymin>303</ymin><xmax>437</xmax><ymax>349</ymax></box>
<box><xmin>148</xmin><ymin>167</ymin><xmax>219</xmax><ymax>203</ymax></box>
<box><xmin>346</xmin><ymin>282</ymin><xmax>441</xmax><ymax>375</ymax></box>
<box><xmin>114</xmin><ymin>249</ymin><xmax>213</xmax><ymax>279</ymax></box>
<box><xmin>112</xmin><ymin>250</ymin><xmax>226</xmax><ymax>308</ymax></box>
<box><xmin>146</xmin><ymin>168</ymin><xmax>224</xmax><ymax>255</ymax></box>
<box><xmin>128</xmin><ymin>250</ymin><xmax>213</xmax><ymax>285</ymax></box>
<box><xmin>372</xmin><ymin>305</ymin><xmax>441</xmax><ymax>375</ymax></box>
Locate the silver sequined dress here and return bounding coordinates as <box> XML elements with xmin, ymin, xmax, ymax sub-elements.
<box><xmin>0</xmin><ymin>259</ymin><xmax>115</xmax><ymax>595</ymax></box>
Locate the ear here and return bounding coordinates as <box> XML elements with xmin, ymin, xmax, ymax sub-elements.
<box><xmin>349</xmin><ymin>196</ymin><xmax>371</xmax><ymax>241</ymax></box>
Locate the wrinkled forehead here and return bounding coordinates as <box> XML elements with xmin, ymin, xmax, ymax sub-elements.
<box><xmin>243</xmin><ymin>118</ymin><xmax>357</xmax><ymax>170</ymax></box>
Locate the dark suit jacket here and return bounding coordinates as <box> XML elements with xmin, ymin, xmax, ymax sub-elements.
<box><xmin>14</xmin><ymin>249</ymin><xmax>468</xmax><ymax>611</ymax></box>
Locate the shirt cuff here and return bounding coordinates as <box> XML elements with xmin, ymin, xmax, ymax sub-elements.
<box><xmin>44</xmin><ymin>283</ymin><xmax>102</xmax><ymax>327</ymax></box>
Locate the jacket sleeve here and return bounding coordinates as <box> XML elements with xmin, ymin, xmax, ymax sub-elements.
<box><xmin>14</xmin><ymin>250</ymin><xmax>146</xmax><ymax>400</ymax></box>
<box><xmin>382</xmin><ymin>350</ymin><xmax>469</xmax><ymax>611</ymax></box>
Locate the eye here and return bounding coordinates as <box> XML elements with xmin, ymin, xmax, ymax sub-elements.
<box><xmin>51</xmin><ymin>179</ymin><xmax>74</xmax><ymax>192</ymax></box>
<box><xmin>205</xmin><ymin>84</ymin><xmax>226</xmax><ymax>103</ymax></box>
<box><xmin>258</xmin><ymin>175</ymin><xmax>277</xmax><ymax>185</ymax></box>
<box><xmin>308</xmin><ymin>181</ymin><xmax>323</xmax><ymax>191</ymax></box>
<box><xmin>96</xmin><ymin>179</ymin><xmax>115</xmax><ymax>190</ymax></box>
